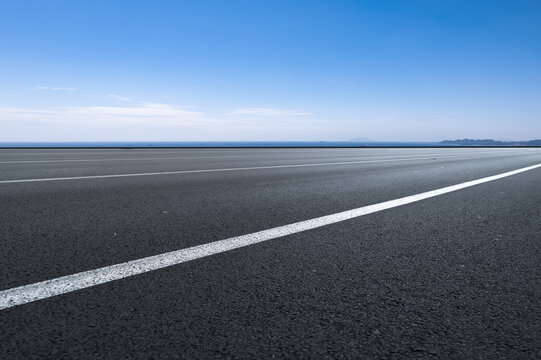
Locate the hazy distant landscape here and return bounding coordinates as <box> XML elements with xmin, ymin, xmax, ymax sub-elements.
<box><xmin>0</xmin><ymin>139</ymin><xmax>540</xmax><ymax>148</ymax></box>
<box><xmin>439</xmin><ymin>139</ymin><xmax>541</xmax><ymax>146</ymax></box>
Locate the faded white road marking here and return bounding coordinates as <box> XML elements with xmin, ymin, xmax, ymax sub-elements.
<box><xmin>0</xmin><ymin>154</ymin><xmax>519</xmax><ymax>184</ymax></box>
<box><xmin>0</xmin><ymin>149</ymin><xmax>521</xmax><ymax>164</ymax></box>
<box><xmin>1</xmin><ymin>163</ymin><xmax>539</xmax><ymax>310</ymax></box>
<box><xmin>0</xmin><ymin>155</ymin><xmax>271</xmax><ymax>164</ymax></box>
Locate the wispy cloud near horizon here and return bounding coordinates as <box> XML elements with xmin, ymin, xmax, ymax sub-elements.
<box><xmin>0</xmin><ymin>103</ymin><xmax>206</xmax><ymax>126</ymax></box>
<box><xmin>108</xmin><ymin>94</ymin><xmax>132</xmax><ymax>102</ymax></box>
<box><xmin>229</xmin><ymin>108</ymin><xmax>311</xmax><ymax>116</ymax></box>
<box><xmin>67</xmin><ymin>103</ymin><xmax>203</xmax><ymax>120</ymax></box>
<box><xmin>33</xmin><ymin>86</ymin><xmax>77</xmax><ymax>91</ymax></box>
<box><xmin>0</xmin><ymin>103</ymin><xmax>334</xmax><ymax>141</ymax></box>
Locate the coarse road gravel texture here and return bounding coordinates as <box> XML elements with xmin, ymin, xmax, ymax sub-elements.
<box><xmin>1</xmin><ymin>148</ymin><xmax>540</xmax><ymax>359</ymax></box>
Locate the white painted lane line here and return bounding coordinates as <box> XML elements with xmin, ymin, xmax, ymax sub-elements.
<box><xmin>0</xmin><ymin>151</ymin><xmax>502</xmax><ymax>164</ymax></box>
<box><xmin>0</xmin><ymin>149</ymin><xmax>524</xmax><ymax>164</ymax></box>
<box><xmin>0</xmin><ymin>148</ymin><xmax>531</xmax><ymax>157</ymax></box>
<box><xmin>1</xmin><ymin>163</ymin><xmax>539</xmax><ymax>310</ymax></box>
<box><xmin>0</xmin><ymin>154</ymin><xmax>486</xmax><ymax>184</ymax></box>
<box><xmin>0</xmin><ymin>155</ymin><xmax>272</xmax><ymax>164</ymax></box>
<box><xmin>0</xmin><ymin>150</ymin><xmax>251</xmax><ymax>156</ymax></box>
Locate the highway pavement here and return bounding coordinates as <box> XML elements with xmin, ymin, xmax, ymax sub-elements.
<box><xmin>0</xmin><ymin>147</ymin><xmax>540</xmax><ymax>359</ymax></box>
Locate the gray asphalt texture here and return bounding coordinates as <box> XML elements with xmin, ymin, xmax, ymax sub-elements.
<box><xmin>1</xmin><ymin>148</ymin><xmax>540</xmax><ymax>359</ymax></box>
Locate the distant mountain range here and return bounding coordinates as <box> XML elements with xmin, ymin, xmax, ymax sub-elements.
<box><xmin>439</xmin><ymin>139</ymin><xmax>541</xmax><ymax>146</ymax></box>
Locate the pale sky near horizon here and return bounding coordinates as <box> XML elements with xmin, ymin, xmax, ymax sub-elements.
<box><xmin>1</xmin><ymin>0</ymin><xmax>540</xmax><ymax>142</ymax></box>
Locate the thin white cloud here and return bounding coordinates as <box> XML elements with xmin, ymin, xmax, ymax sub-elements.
<box><xmin>108</xmin><ymin>94</ymin><xmax>132</xmax><ymax>102</ymax></box>
<box><xmin>229</xmin><ymin>107</ymin><xmax>311</xmax><ymax>116</ymax></box>
<box><xmin>0</xmin><ymin>103</ymin><xmax>359</xmax><ymax>141</ymax></box>
<box><xmin>66</xmin><ymin>103</ymin><xmax>202</xmax><ymax>120</ymax></box>
<box><xmin>0</xmin><ymin>103</ymin><xmax>206</xmax><ymax>126</ymax></box>
<box><xmin>33</xmin><ymin>86</ymin><xmax>77</xmax><ymax>91</ymax></box>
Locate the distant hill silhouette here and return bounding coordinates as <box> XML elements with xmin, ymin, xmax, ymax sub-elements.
<box><xmin>439</xmin><ymin>138</ymin><xmax>541</xmax><ymax>146</ymax></box>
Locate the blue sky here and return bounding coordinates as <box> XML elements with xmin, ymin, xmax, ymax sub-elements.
<box><xmin>1</xmin><ymin>0</ymin><xmax>540</xmax><ymax>142</ymax></box>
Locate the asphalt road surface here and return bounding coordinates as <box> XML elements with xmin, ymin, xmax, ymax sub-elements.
<box><xmin>1</xmin><ymin>148</ymin><xmax>540</xmax><ymax>359</ymax></box>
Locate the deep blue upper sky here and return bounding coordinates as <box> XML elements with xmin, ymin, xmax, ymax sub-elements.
<box><xmin>0</xmin><ymin>0</ymin><xmax>540</xmax><ymax>141</ymax></box>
